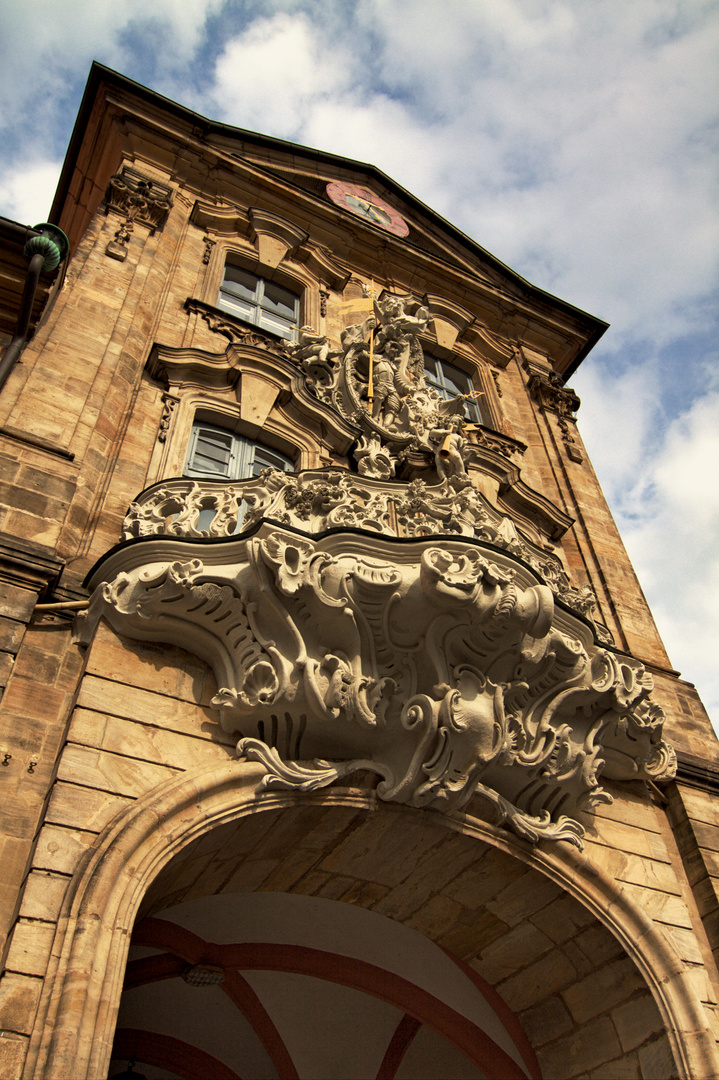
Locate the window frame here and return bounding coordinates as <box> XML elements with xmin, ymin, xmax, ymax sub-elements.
<box><xmin>184</xmin><ymin>423</ymin><xmax>295</xmax><ymax>481</ymax></box>
<box><xmin>423</xmin><ymin>354</ymin><xmax>492</xmax><ymax>428</ymax></box>
<box><xmin>217</xmin><ymin>264</ymin><xmax>300</xmax><ymax>341</ymax></box>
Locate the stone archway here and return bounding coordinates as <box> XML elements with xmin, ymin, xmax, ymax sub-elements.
<box><xmin>23</xmin><ymin>762</ymin><xmax>717</xmax><ymax>1079</ymax></box>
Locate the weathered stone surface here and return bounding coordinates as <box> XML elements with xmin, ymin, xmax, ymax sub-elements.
<box><xmin>44</xmin><ymin>782</ymin><xmax>133</xmax><ymax>833</ymax></box>
<box><xmin>637</xmin><ymin>1034</ymin><xmax>679</xmax><ymax>1079</ymax></box>
<box><xmin>18</xmin><ymin>871</ymin><xmax>69</xmax><ymax>923</ymax></box>
<box><xmin>4</xmin><ymin>920</ymin><xmax>55</xmax><ymax>977</ymax></box>
<box><xmin>0</xmin><ymin>1032</ymin><xmax>29</xmax><ymax>1080</ymax></box>
<box><xmin>537</xmin><ymin>1015</ymin><xmax>622</xmax><ymax>1078</ymax></box>
<box><xmin>0</xmin><ymin>973</ymin><xmax>42</xmax><ymax>1034</ymax></box>
<box><xmin>611</xmin><ymin>992</ymin><xmax>665</xmax><ymax>1053</ymax></box>
<box><xmin>562</xmin><ymin>958</ymin><xmax>646</xmax><ymax>1025</ymax></box>
<box><xmin>519</xmin><ymin>994</ymin><xmax>573</xmax><ymax>1048</ymax></box>
<box><xmin>497</xmin><ymin>950</ymin><xmax>578</xmax><ymax>1013</ymax></box>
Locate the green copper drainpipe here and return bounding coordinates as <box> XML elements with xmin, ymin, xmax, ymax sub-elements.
<box><xmin>0</xmin><ymin>223</ymin><xmax>69</xmax><ymax>393</ymax></box>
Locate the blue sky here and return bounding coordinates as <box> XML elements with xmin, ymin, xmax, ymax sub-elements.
<box><xmin>1</xmin><ymin>0</ymin><xmax>717</xmax><ymax>722</ymax></box>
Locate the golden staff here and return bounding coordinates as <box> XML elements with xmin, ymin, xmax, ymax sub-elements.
<box><xmin>367</xmin><ymin>278</ymin><xmax>375</xmax><ymax>406</ymax></box>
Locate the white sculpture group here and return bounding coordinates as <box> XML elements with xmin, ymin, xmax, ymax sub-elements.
<box><xmin>288</xmin><ymin>292</ymin><xmax>474</xmax><ymax>481</ymax></box>
<box><xmin>81</xmin><ymin>289</ymin><xmax>676</xmax><ymax>848</ymax></box>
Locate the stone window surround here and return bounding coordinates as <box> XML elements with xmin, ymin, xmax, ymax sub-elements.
<box><xmin>418</xmin><ymin>333</ymin><xmax>503</xmax><ymax>433</ymax></box>
<box><xmin>217</xmin><ymin>265</ymin><xmax>300</xmax><ymax>342</ymax></box>
<box><xmin>184</xmin><ymin>420</ymin><xmax>296</xmax><ymax>481</ymax></box>
<box><xmin>148</xmin><ymin>389</ymin><xmax>322</xmax><ymax>487</ymax></box>
<box><xmin>200</xmin><ymin>236</ymin><xmax>324</xmax><ymax>333</ymax></box>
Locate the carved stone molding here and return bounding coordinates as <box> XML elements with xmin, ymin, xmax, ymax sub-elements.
<box><xmin>201</xmin><ymin>236</ymin><xmax>216</xmax><ymax>265</ymax></box>
<box><xmin>146</xmin><ymin>336</ymin><xmax>358</xmax><ymax>454</ymax></box>
<box><xmin>299</xmin><ymin>246</ymin><xmax>351</xmax><ymax>293</ymax></box>
<box><xmin>527</xmin><ymin>370</ymin><xmax>581</xmax><ymax>419</ymax></box>
<box><xmin>157</xmin><ymin>393</ymin><xmax>179</xmax><ymax>443</ymax></box>
<box><xmin>526</xmin><ymin>369</ymin><xmax>583</xmax><ymax>461</ymax></box>
<box><xmin>463</xmin><ymin>324</ymin><xmax>518</xmax><ymax>369</ymax></box>
<box><xmin>184</xmin><ymin>297</ymin><xmax>294</xmax><ymax>356</ymax></box>
<box><xmin>189</xmin><ymin>200</ymin><xmax>247</xmax><ymax>235</ymax></box>
<box><xmin>423</xmin><ymin>293</ymin><xmax>476</xmax><ymax>350</ymax></box>
<box><xmin>78</xmin><ymin>526</ymin><xmax>675</xmax><ymax>848</ymax></box>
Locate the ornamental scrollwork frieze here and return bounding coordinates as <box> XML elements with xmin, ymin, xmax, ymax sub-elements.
<box><xmin>120</xmin><ymin>468</ymin><xmax>596</xmax><ymax>631</ymax></box>
<box><xmin>77</xmin><ymin>527</ymin><xmax>675</xmax><ymax>849</ymax></box>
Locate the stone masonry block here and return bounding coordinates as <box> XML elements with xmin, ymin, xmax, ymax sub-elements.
<box><xmin>0</xmin><ymin>1033</ymin><xmax>28</xmax><ymax>1080</ymax></box>
<box><xmin>4</xmin><ymin>920</ymin><xmax>55</xmax><ymax>977</ymax></box>
<box><xmin>518</xmin><ymin>994</ymin><xmax>573</xmax><ymax>1048</ymax></box>
<box><xmin>475</xmin><ymin>920</ymin><xmax>554</xmax><ymax>984</ymax></box>
<box><xmin>18</xmin><ymin>871</ymin><xmax>69</xmax><ymax>923</ymax></box>
<box><xmin>611</xmin><ymin>992</ymin><xmax>665</xmax><ymax>1053</ymax></box>
<box><xmin>637</xmin><ymin>1034</ymin><xmax>679</xmax><ymax>1079</ymax></box>
<box><xmin>562</xmin><ymin>957</ymin><xmax>646</xmax><ymax>1025</ymax></box>
<box><xmin>497</xmin><ymin>949</ymin><xmax>577</xmax><ymax>1013</ymax></box>
<box><xmin>33</xmin><ymin>824</ymin><xmax>96</xmax><ymax>876</ymax></box>
<box><xmin>537</xmin><ymin>1014</ymin><xmax>622</xmax><ymax>1078</ymax></box>
<box><xmin>318</xmin><ymin>811</ymin><xmax>444</xmax><ymax>888</ymax></box>
<box><xmin>0</xmin><ymin>972</ymin><xmax>43</xmax><ymax>1035</ymax></box>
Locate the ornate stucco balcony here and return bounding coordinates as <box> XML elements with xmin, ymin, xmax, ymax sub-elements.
<box><xmin>75</xmin><ymin>467</ymin><xmax>676</xmax><ymax>851</ymax></box>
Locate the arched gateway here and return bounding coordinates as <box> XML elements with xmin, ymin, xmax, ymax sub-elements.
<box><xmin>23</xmin><ymin>759</ymin><xmax>715</xmax><ymax>1079</ymax></box>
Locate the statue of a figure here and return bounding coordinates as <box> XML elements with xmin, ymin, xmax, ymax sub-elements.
<box><xmin>430</xmin><ymin>415</ymin><xmax>467</xmax><ymax>481</ymax></box>
<box><xmin>370</xmin><ymin>352</ymin><xmax>402</xmax><ymax>427</ymax></box>
<box><xmin>289</xmin><ymin>325</ymin><xmax>331</xmax><ymax>371</ymax></box>
<box><xmin>374</xmin><ymin>295</ymin><xmax>429</xmax><ymax>391</ymax></box>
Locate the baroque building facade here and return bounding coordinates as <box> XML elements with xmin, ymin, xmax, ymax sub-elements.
<box><xmin>0</xmin><ymin>63</ymin><xmax>717</xmax><ymax>1079</ymax></box>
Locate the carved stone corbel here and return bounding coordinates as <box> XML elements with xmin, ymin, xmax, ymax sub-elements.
<box><xmin>526</xmin><ymin>369</ymin><xmax>583</xmax><ymax>461</ymax></box>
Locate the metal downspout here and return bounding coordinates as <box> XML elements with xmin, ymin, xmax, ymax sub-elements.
<box><xmin>0</xmin><ymin>224</ymin><xmax>69</xmax><ymax>393</ymax></box>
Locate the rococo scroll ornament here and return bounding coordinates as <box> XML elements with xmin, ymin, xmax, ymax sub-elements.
<box><xmin>77</xmin><ymin>526</ymin><xmax>675</xmax><ymax>849</ymax></box>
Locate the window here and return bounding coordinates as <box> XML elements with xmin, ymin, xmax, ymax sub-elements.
<box><xmin>185</xmin><ymin>425</ymin><xmax>294</xmax><ymax>480</ymax></box>
<box><xmin>217</xmin><ymin>265</ymin><xmax>299</xmax><ymax>340</ymax></box>
<box><xmin>424</xmin><ymin>355</ymin><xmax>492</xmax><ymax>427</ymax></box>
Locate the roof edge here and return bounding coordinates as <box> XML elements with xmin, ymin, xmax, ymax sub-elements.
<box><xmin>50</xmin><ymin>63</ymin><xmax>608</xmax><ymax>375</ymax></box>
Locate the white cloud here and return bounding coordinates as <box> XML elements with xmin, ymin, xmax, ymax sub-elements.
<box><xmin>0</xmin><ymin>159</ymin><xmax>62</xmax><ymax>225</ymax></box>
<box><xmin>210</xmin><ymin>14</ymin><xmax>356</xmax><ymax>137</ymax></box>
<box><xmin>617</xmin><ymin>390</ymin><xmax>719</xmax><ymax>720</ymax></box>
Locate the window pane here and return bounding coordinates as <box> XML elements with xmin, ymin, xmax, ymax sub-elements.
<box><xmin>217</xmin><ymin>293</ymin><xmax>257</xmax><ymax>322</ymax></box>
<box><xmin>252</xmin><ymin>444</ymin><xmax>294</xmax><ymax>475</ymax></box>
<box><xmin>424</xmin><ymin>355</ymin><xmax>439</xmax><ymax>382</ymax></box>
<box><xmin>440</xmin><ymin>366</ymin><xmax>470</xmax><ymax>397</ymax></box>
<box><xmin>261</xmin><ymin>280</ymin><xmax>299</xmax><ymax>320</ymax></box>
<box><xmin>259</xmin><ymin>310</ymin><xmax>295</xmax><ymax>340</ymax></box>
<box><xmin>424</xmin><ymin>355</ymin><xmax>492</xmax><ymax>426</ymax></box>
<box><xmin>189</xmin><ymin>428</ymin><xmax>235</xmax><ymax>476</ymax></box>
<box><xmin>221</xmin><ymin>266</ymin><xmax>259</xmax><ymax>301</ymax></box>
